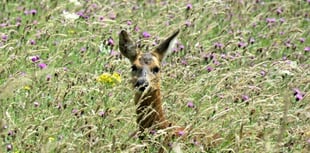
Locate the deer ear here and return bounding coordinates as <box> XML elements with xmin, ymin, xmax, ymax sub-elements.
<box><xmin>153</xmin><ymin>29</ymin><xmax>180</xmax><ymax>62</ymax></box>
<box><xmin>119</xmin><ymin>30</ymin><xmax>138</xmax><ymax>62</ymax></box>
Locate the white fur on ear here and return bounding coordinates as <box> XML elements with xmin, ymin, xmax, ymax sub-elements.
<box><xmin>162</xmin><ymin>37</ymin><xmax>177</xmax><ymax>60</ymax></box>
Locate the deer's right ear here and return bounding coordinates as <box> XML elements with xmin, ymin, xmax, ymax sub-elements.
<box><xmin>119</xmin><ymin>30</ymin><xmax>138</xmax><ymax>62</ymax></box>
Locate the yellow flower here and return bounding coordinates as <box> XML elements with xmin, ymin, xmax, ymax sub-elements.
<box><xmin>112</xmin><ymin>73</ymin><xmax>121</xmax><ymax>83</ymax></box>
<box><xmin>48</xmin><ymin>137</ymin><xmax>55</xmax><ymax>142</ymax></box>
<box><xmin>97</xmin><ymin>72</ymin><xmax>121</xmax><ymax>86</ymax></box>
<box><xmin>24</xmin><ymin>85</ymin><xmax>31</xmax><ymax>90</ymax></box>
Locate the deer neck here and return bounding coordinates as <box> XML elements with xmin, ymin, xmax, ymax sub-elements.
<box><xmin>134</xmin><ymin>88</ymin><xmax>169</xmax><ymax>130</ymax></box>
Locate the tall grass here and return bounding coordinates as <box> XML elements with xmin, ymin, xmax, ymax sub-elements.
<box><xmin>0</xmin><ymin>0</ymin><xmax>309</xmax><ymax>152</ymax></box>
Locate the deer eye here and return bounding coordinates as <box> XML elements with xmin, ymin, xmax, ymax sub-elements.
<box><xmin>131</xmin><ymin>65</ymin><xmax>138</xmax><ymax>72</ymax></box>
<box><xmin>152</xmin><ymin>67</ymin><xmax>160</xmax><ymax>74</ymax></box>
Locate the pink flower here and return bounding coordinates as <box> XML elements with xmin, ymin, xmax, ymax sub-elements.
<box><xmin>304</xmin><ymin>47</ymin><xmax>310</xmax><ymax>52</ymax></box>
<box><xmin>186</xmin><ymin>4</ymin><xmax>193</xmax><ymax>10</ymax></box>
<box><xmin>38</xmin><ymin>63</ymin><xmax>47</xmax><ymax>69</ymax></box>
<box><xmin>142</xmin><ymin>31</ymin><xmax>151</xmax><ymax>38</ymax></box>
<box><xmin>187</xmin><ymin>101</ymin><xmax>194</xmax><ymax>108</ymax></box>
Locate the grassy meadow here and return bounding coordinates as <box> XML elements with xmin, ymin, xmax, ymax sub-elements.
<box><xmin>1</xmin><ymin>0</ymin><xmax>310</xmax><ymax>152</ymax></box>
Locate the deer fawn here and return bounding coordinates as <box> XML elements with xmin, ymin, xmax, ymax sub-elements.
<box><xmin>119</xmin><ymin>29</ymin><xmax>184</xmax><ymax>151</ymax></box>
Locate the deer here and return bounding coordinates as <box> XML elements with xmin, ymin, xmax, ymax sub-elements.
<box><xmin>119</xmin><ymin>29</ymin><xmax>185</xmax><ymax>152</ymax></box>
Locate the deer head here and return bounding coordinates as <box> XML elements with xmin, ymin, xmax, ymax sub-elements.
<box><xmin>119</xmin><ymin>29</ymin><xmax>180</xmax><ymax>92</ymax></box>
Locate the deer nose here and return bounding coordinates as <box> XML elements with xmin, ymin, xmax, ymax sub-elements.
<box><xmin>135</xmin><ymin>78</ymin><xmax>149</xmax><ymax>91</ymax></box>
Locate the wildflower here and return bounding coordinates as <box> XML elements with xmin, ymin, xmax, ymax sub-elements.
<box><xmin>279</xmin><ymin>18</ymin><xmax>285</xmax><ymax>23</ymax></box>
<box><xmin>72</xmin><ymin>109</ymin><xmax>78</xmax><ymax>115</ymax></box>
<box><xmin>109</xmin><ymin>13</ymin><xmax>116</xmax><ymax>20</ymax></box>
<box><xmin>108</xmin><ymin>38</ymin><xmax>114</xmax><ymax>46</ymax></box>
<box><xmin>2</xmin><ymin>34</ymin><xmax>8</xmax><ymax>41</ymax></box>
<box><xmin>29</xmin><ymin>39</ymin><xmax>36</xmax><ymax>45</ymax></box>
<box><xmin>242</xmin><ymin>95</ymin><xmax>249</xmax><ymax>101</ymax></box>
<box><xmin>98</xmin><ymin>111</ymin><xmax>105</xmax><ymax>117</ymax></box>
<box><xmin>177</xmin><ymin>130</ymin><xmax>185</xmax><ymax>136</ymax></box>
<box><xmin>30</xmin><ymin>55</ymin><xmax>40</xmax><ymax>62</ymax></box>
<box><xmin>46</xmin><ymin>74</ymin><xmax>51</xmax><ymax>81</ymax></box>
<box><xmin>48</xmin><ymin>137</ymin><xmax>55</xmax><ymax>142</ymax></box>
<box><xmin>127</xmin><ymin>20</ymin><xmax>132</xmax><ymax>25</ymax></box>
<box><xmin>186</xmin><ymin>4</ymin><xmax>193</xmax><ymax>10</ymax></box>
<box><xmin>276</xmin><ymin>8</ymin><xmax>283</xmax><ymax>15</ymax></box>
<box><xmin>266</xmin><ymin>18</ymin><xmax>276</xmax><ymax>23</ymax></box>
<box><xmin>179</xmin><ymin>44</ymin><xmax>185</xmax><ymax>50</ymax></box>
<box><xmin>214</xmin><ymin>42</ymin><xmax>223</xmax><ymax>49</ymax></box>
<box><xmin>249</xmin><ymin>37</ymin><xmax>255</xmax><ymax>44</ymax></box>
<box><xmin>34</xmin><ymin>102</ymin><xmax>39</xmax><ymax>107</ymax></box>
<box><xmin>238</xmin><ymin>42</ymin><xmax>247</xmax><ymax>48</ymax></box>
<box><xmin>185</xmin><ymin>20</ymin><xmax>191</xmax><ymax>27</ymax></box>
<box><xmin>206</xmin><ymin>66</ymin><xmax>213</xmax><ymax>72</ymax></box>
<box><xmin>99</xmin><ymin>16</ymin><xmax>104</xmax><ymax>21</ymax></box>
<box><xmin>97</xmin><ymin>73</ymin><xmax>121</xmax><ymax>86</ymax></box>
<box><xmin>260</xmin><ymin>70</ymin><xmax>266</xmax><ymax>76</ymax></box>
<box><xmin>38</xmin><ymin>63</ymin><xmax>47</xmax><ymax>69</ymax></box>
<box><xmin>295</xmin><ymin>93</ymin><xmax>303</xmax><ymax>101</ymax></box>
<box><xmin>142</xmin><ymin>31</ymin><xmax>151</xmax><ymax>38</ymax></box>
<box><xmin>134</xmin><ymin>26</ymin><xmax>140</xmax><ymax>32</ymax></box>
<box><xmin>187</xmin><ymin>101</ymin><xmax>194</xmax><ymax>108</ymax></box>
<box><xmin>293</xmin><ymin>88</ymin><xmax>304</xmax><ymax>101</ymax></box>
<box><xmin>81</xmin><ymin>47</ymin><xmax>86</xmax><ymax>52</ymax></box>
<box><xmin>30</xmin><ymin>9</ymin><xmax>37</xmax><ymax>15</ymax></box>
<box><xmin>24</xmin><ymin>85</ymin><xmax>31</xmax><ymax>90</ymax></box>
<box><xmin>299</xmin><ymin>38</ymin><xmax>305</xmax><ymax>43</ymax></box>
<box><xmin>150</xmin><ymin>130</ymin><xmax>156</xmax><ymax>135</ymax></box>
<box><xmin>304</xmin><ymin>46</ymin><xmax>310</xmax><ymax>52</ymax></box>
<box><xmin>7</xmin><ymin>144</ymin><xmax>12</xmax><ymax>151</ymax></box>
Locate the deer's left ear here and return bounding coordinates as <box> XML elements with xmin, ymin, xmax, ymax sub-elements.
<box><xmin>152</xmin><ymin>29</ymin><xmax>180</xmax><ymax>62</ymax></box>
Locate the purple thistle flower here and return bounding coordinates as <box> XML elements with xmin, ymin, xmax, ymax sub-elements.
<box><xmin>81</xmin><ymin>47</ymin><xmax>86</xmax><ymax>52</ymax></box>
<box><xmin>109</xmin><ymin>13</ymin><xmax>116</xmax><ymax>20</ymax></box>
<box><xmin>177</xmin><ymin>130</ymin><xmax>185</xmax><ymax>136</ymax></box>
<box><xmin>31</xmin><ymin>55</ymin><xmax>40</xmax><ymax>62</ymax></box>
<box><xmin>142</xmin><ymin>31</ymin><xmax>151</xmax><ymax>38</ymax></box>
<box><xmin>304</xmin><ymin>46</ymin><xmax>310</xmax><ymax>52</ymax></box>
<box><xmin>295</xmin><ymin>93</ymin><xmax>303</xmax><ymax>101</ymax></box>
<box><xmin>98</xmin><ymin>111</ymin><xmax>105</xmax><ymax>117</ymax></box>
<box><xmin>179</xmin><ymin>44</ymin><xmax>185</xmax><ymax>50</ymax></box>
<box><xmin>242</xmin><ymin>95</ymin><xmax>249</xmax><ymax>101</ymax></box>
<box><xmin>30</xmin><ymin>9</ymin><xmax>37</xmax><ymax>15</ymax></box>
<box><xmin>30</xmin><ymin>39</ymin><xmax>36</xmax><ymax>45</ymax></box>
<box><xmin>7</xmin><ymin>144</ymin><xmax>12</xmax><ymax>151</ymax></box>
<box><xmin>293</xmin><ymin>88</ymin><xmax>301</xmax><ymax>95</ymax></box>
<box><xmin>276</xmin><ymin>8</ymin><xmax>283</xmax><ymax>15</ymax></box>
<box><xmin>150</xmin><ymin>130</ymin><xmax>156</xmax><ymax>135</ymax></box>
<box><xmin>206</xmin><ymin>66</ymin><xmax>213</xmax><ymax>72</ymax></box>
<box><xmin>99</xmin><ymin>16</ymin><xmax>104</xmax><ymax>21</ymax></box>
<box><xmin>46</xmin><ymin>74</ymin><xmax>51</xmax><ymax>81</ymax></box>
<box><xmin>279</xmin><ymin>18</ymin><xmax>285</xmax><ymax>23</ymax></box>
<box><xmin>127</xmin><ymin>20</ymin><xmax>132</xmax><ymax>25</ymax></box>
<box><xmin>108</xmin><ymin>38</ymin><xmax>114</xmax><ymax>46</ymax></box>
<box><xmin>266</xmin><ymin>18</ymin><xmax>276</xmax><ymax>23</ymax></box>
<box><xmin>134</xmin><ymin>26</ymin><xmax>140</xmax><ymax>32</ymax></box>
<box><xmin>260</xmin><ymin>70</ymin><xmax>266</xmax><ymax>76</ymax></box>
<box><xmin>2</xmin><ymin>34</ymin><xmax>8</xmax><ymax>41</ymax></box>
<box><xmin>238</xmin><ymin>42</ymin><xmax>247</xmax><ymax>48</ymax></box>
<box><xmin>38</xmin><ymin>63</ymin><xmax>47</xmax><ymax>69</ymax></box>
<box><xmin>24</xmin><ymin>10</ymin><xmax>29</xmax><ymax>15</ymax></box>
<box><xmin>249</xmin><ymin>37</ymin><xmax>255</xmax><ymax>44</ymax></box>
<box><xmin>299</xmin><ymin>38</ymin><xmax>305</xmax><ymax>43</ymax></box>
<box><xmin>186</xmin><ymin>4</ymin><xmax>193</xmax><ymax>10</ymax></box>
<box><xmin>72</xmin><ymin>109</ymin><xmax>78</xmax><ymax>115</ymax></box>
<box><xmin>187</xmin><ymin>101</ymin><xmax>194</xmax><ymax>108</ymax></box>
<box><xmin>185</xmin><ymin>20</ymin><xmax>191</xmax><ymax>27</ymax></box>
<box><xmin>214</xmin><ymin>42</ymin><xmax>224</xmax><ymax>49</ymax></box>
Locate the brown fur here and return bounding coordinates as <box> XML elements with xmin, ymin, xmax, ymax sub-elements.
<box><xmin>119</xmin><ymin>29</ymin><xmax>181</xmax><ymax>152</ymax></box>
